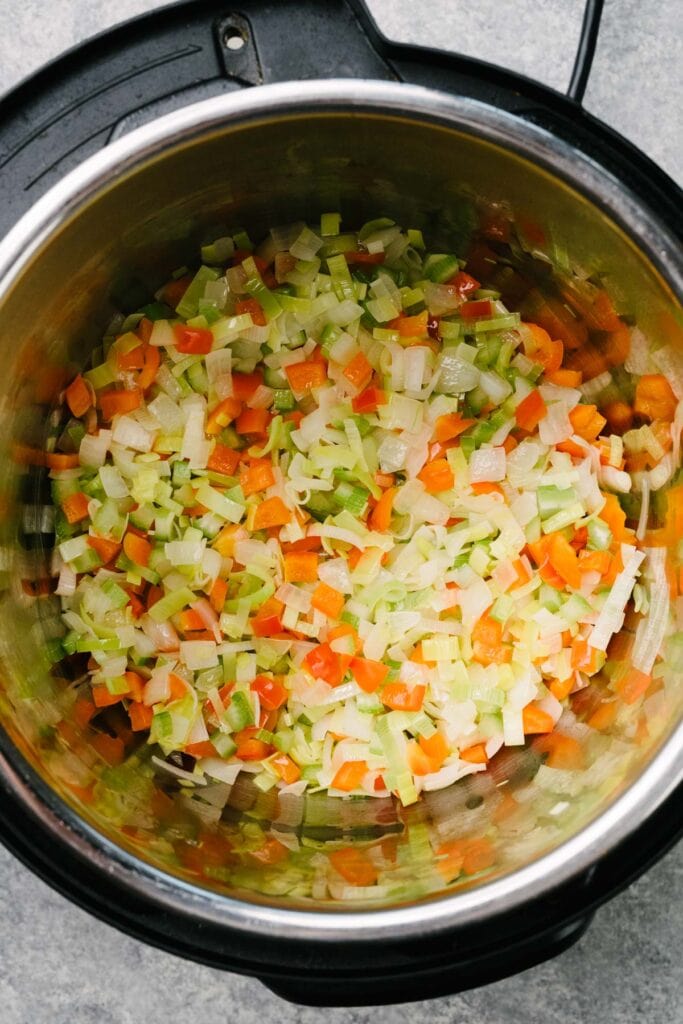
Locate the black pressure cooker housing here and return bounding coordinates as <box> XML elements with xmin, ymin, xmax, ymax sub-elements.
<box><xmin>0</xmin><ymin>0</ymin><xmax>681</xmax><ymax>1006</ymax></box>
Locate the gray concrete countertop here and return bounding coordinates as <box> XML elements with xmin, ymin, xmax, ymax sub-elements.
<box><xmin>0</xmin><ymin>2</ymin><xmax>681</xmax><ymax>1021</ymax></box>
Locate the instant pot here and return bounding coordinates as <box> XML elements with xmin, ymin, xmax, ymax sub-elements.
<box><xmin>0</xmin><ymin>0</ymin><xmax>681</xmax><ymax>1006</ymax></box>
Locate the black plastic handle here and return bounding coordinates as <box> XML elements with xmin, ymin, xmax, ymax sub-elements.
<box><xmin>0</xmin><ymin>0</ymin><xmax>672</xmax><ymax>241</ymax></box>
<box><xmin>349</xmin><ymin>0</ymin><xmax>605</xmax><ymax>106</ymax></box>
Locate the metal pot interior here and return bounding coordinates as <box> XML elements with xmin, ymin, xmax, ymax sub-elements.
<box><xmin>0</xmin><ymin>91</ymin><xmax>681</xmax><ymax>917</ymax></box>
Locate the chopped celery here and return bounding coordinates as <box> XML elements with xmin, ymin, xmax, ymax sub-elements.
<box><xmin>320</xmin><ymin>212</ymin><xmax>341</xmax><ymax>236</ymax></box>
<box><xmin>175</xmin><ymin>266</ymin><xmax>220</xmax><ymax>319</ymax></box>
<box><xmin>423</xmin><ymin>253</ymin><xmax>459</xmax><ymax>282</ymax></box>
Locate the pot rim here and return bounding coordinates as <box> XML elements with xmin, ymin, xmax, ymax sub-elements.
<box><xmin>0</xmin><ymin>79</ymin><xmax>681</xmax><ymax>941</ymax></box>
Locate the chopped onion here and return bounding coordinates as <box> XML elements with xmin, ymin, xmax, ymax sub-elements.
<box><xmin>79</xmin><ymin>429</ymin><xmax>112</xmax><ymax>468</ymax></box>
<box><xmin>652</xmin><ymin>344</ymin><xmax>683</xmax><ymax>399</ymax></box>
<box><xmin>469</xmin><ymin>446</ymin><xmax>506</xmax><ymax>483</ymax></box>
<box><xmin>632</xmin><ymin>548</ymin><xmax>669</xmax><ymax>674</ymax></box>
<box><xmin>589</xmin><ymin>549</ymin><xmax>645</xmax><ymax>651</ymax></box>
<box><xmin>539</xmin><ymin>403</ymin><xmax>572</xmax><ymax>445</ymax></box>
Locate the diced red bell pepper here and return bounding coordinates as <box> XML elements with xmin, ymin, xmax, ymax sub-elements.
<box><xmin>303</xmin><ymin>642</ymin><xmax>349</xmax><ymax>687</ymax></box>
<box><xmin>250</xmin><ymin>674</ymin><xmax>288</xmax><ymax>710</ymax></box>
<box><xmin>173</xmin><ymin>324</ymin><xmax>214</xmax><ymax>354</ymax></box>
<box><xmin>352</xmin><ymin>385</ymin><xmax>386</xmax><ymax>414</ymax></box>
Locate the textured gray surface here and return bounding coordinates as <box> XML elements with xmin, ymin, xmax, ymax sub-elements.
<box><xmin>0</xmin><ymin>1</ymin><xmax>681</xmax><ymax>1021</ymax></box>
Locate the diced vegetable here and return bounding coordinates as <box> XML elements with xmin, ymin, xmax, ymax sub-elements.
<box><xmin>46</xmin><ymin>213</ymin><xmax>671</xmax><ymax>825</ymax></box>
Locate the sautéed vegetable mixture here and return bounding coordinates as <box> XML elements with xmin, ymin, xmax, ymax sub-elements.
<box><xmin>46</xmin><ymin>212</ymin><xmax>680</xmax><ymax>808</ymax></box>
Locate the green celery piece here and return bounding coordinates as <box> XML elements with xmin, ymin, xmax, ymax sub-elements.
<box><xmin>460</xmin><ymin>435</ymin><xmax>476</xmax><ymax>458</ymax></box>
<box><xmin>541</xmin><ymin>502</ymin><xmax>585</xmax><ymax>534</ymax></box>
<box><xmin>175</xmin><ymin>266</ymin><xmax>220</xmax><ymax>319</ymax></box>
<box><xmin>334</xmin><ymin>480</ymin><xmax>369</xmax><ymax>516</ymax></box>
<box><xmin>326</xmin><ymin>253</ymin><xmax>355</xmax><ymax>301</ymax></box>
<box><xmin>424</xmin><ymin>253</ymin><xmax>459</xmax><ymax>283</ymax></box>
<box><xmin>490</xmin><ymin>593</ymin><xmax>514</xmax><ymax>623</ymax></box>
<box><xmin>152</xmin><ymin>710</ymin><xmax>173</xmax><ymax>740</ymax></box>
<box><xmin>473</xmin><ymin>314</ymin><xmax>520</xmax><ymax>334</ymax></box>
<box><xmin>147</xmin><ymin>586</ymin><xmax>195</xmax><ymax>622</ymax></box>
<box><xmin>201</xmin><ymin>236</ymin><xmax>235</xmax><ymax>264</ymax></box>
<box><xmin>320</xmin><ymin>212</ymin><xmax>342</xmax><ymax>237</ymax></box>
<box><xmin>359</xmin><ymin>217</ymin><xmax>395</xmax><ymax>240</ymax></box>
<box><xmin>263</xmin><ymin>365</ymin><xmax>288</xmax><ymax>388</ymax></box>
<box><xmin>320</xmin><ymin>322</ymin><xmax>342</xmax><ymax>355</ymax></box>
<box><xmin>470</xmin><ymin>420</ymin><xmax>497</xmax><ymax>448</ymax></box>
<box><xmin>105</xmin><ymin>675</ymin><xmax>132</xmax><ymax>695</ymax></box>
<box><xmin>140</xmin><ymin>301</ymin><xmax>175</xmax><ymax>321</ymax></box>
<box><xmin>172</xmin><ymin>460</ymin><xmax>192</xmax><ymax>486</ymax></box>
<box><xmin>232</xmin><ymin>230</ymin><xmax>254</xmax><ymax>251</ymax></box>
<box><xmin>211</xmin><ymin>731</ymin><xmax>238</xmax><ymax>758</ymax></box>
<box><xmin>318</xmin><ymin>233</ymin><xmax>358</xmax><ymax>258</ymax></box>
<box><xmin>225</xmin><ymin>691</ymin><xmax>254</xmax><ymax>731</ymax></box>
<box><xmin>273</xmin><ymin>389</ymin><xmax>296</xmax><ymax>412</ymax></box>
<box><xmin>244</xmin><ymin>275</ymin><xmax>282</xmax><ymax>321</ymax></box>
<box><xmin>588</xmin><ymin>518</ymin><xmax>612</xmax><ymax>550</ymax></box>
<box><xmin>101</xmin><ymin>579</ymin><xmax>129</xmax><ymax>610</ymax></box>
<box><xmin>304</xmin><ymin>492</ymin><xmax>337</xmax><ymax>522</ymax></box>
<box><xmin>537</xmin><ymin>485</ymin><xmax>578</xmax><ymax>520</ymax></box>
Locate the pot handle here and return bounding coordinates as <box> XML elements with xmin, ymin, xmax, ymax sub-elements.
<box><xmin>345</xmin><ymin>0</ymin><xmax>605</xmax><ymax>110</ymax></box>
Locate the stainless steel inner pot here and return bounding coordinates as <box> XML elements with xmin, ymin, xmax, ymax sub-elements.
<box><xmin>0</xmin><ymin>80</ymin><xmax>681</xmax><ymax>944</ymax></box>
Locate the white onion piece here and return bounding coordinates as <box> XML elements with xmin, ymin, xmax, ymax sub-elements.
<box><xmin>141</xmin><ymin>615</ymin><xmax>180</xmax><ymax>654</ymax></box>
<box><xmin>625</xmin><ymin>327</ymin><xmax>655</xmax><ymax>376</ymax></box>
<box><xmin>180</xmin><ymin>396</ymin><xmax>210</xmax><ymax>469</ymax></box>
<box><xmin>579</xmin><ymin>370</ymin><xmax>612</xmax><ymax>399</ymax></box>
<box><xmin>652</xmin><ymin>344</ymin><xmax>683</xmax><ymax>399</ymax></box>
<box><xmin>600</xmin><ymin>465</ymin><xmax>632</xmax><ymax>493</ymax></box>
<box><xmin>143</xmin><ymin>662</ymin><xmax>175</xmax><ymax>704</ymax></box>
<box><xmin>147</xmin><ymin>393</ymin><xmax>185</xmax><ymax>433</ymax></box>
<box><xmin>539</xmin><ymin>403</ymin><xmax>572</xmax><ymax>445</ymax></box>
<box><xmin>79</xmin><ymin>429</ymin><xmax>112</xmax><ymax>468</ymax></box>
<box><xmin>55</xmin><ymin>563</ymin><xmax>77</xmax><ymax>597</ymax></box>
<box><xmin>247</xmin><ymin>384</ymin><xmax>275</xmax><ymax>409</ymax></box>
<box><xmin>276</xmin><ymin>582</ymin><xmax>312</xmax><ymax>613</ymax></box>
<box><xmin>190</xmin><ymin>598</ymin><xmax>222</xmax><ymax>643</ymax></box>
<box><xmin>589</xmin><ymin>549</ymin><xmax>645</xmax><ymax>651</ymax></box>
<box><xmin>421</xmin><ymin>759</ymin><xmax>486</xmax><ymax>790</ymax></box>
<box><xmin>469</xmin><ymin>446</ymin><xmax>506</xmax><ymax>483</ymax></box>
<box><xmin>148</xmin><ymin>318</ymin><xmax>175</xmax><ymax>348</ymax></box>
<box><xmin>404</xmin><ymin>347</ymin><xmax>428</xmax><ymax>394</ymax></box>
<box><xmin>636</xmin><ymin>478</ymin><xmax>650</xmax><ymax>541</ymax></box>
<box><xmin>632</xmin><ymin>548</ymin><xmax>669</xmax><ymax>674</ymax></box>
<box><xmin>318</xmin><ymin>558</ymin><xmax>353</xmax><ymax>594</ymax></box>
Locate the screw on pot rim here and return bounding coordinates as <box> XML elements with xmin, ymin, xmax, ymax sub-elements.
<box><xmin>0</xmin><ymin>79</ymin><xmax>681</xmax><ymax>942</ymax></box>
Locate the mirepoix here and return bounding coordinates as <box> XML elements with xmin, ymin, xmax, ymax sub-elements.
<box><xmin>47</xmin><ymin>211</ymin><xmax>679</xmax><ymax>806</ymax></box>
